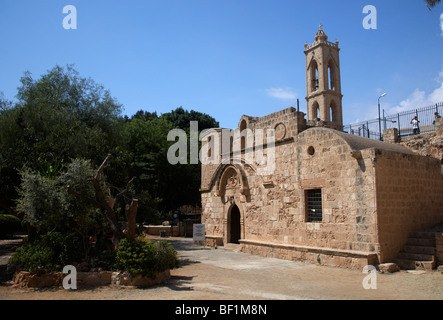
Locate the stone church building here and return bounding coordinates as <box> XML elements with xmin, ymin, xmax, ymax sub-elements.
<box><xmin>200</xmin><ymin>26</ymin><xmax>443</xmax><ymax>269</ymax></box>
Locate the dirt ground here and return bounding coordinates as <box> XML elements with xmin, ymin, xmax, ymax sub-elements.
<box><xmin>1</xmin><ymin>236</ymin><xmax>442</xmax><ymax>300</ymax></box>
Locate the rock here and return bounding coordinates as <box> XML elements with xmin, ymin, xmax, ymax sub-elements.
<box><xmin>13</xmin><ymin>271</ymin><xmax>63</xmax><ymax>288</ymax></box>
<box><xmin>12</xmin><ymin>269</ymin><xmax>170</xmax><ymax>288</ymax></box>
<box><xmin>77</xmin><ymin>272</ymin><xmax>113</xmax><ymax>287</ymax></box>
<box><xmin>111</xmin><ymin>271</ymin><xmax>131</xmax><ymax>286</ymax></box>
<box><xmin>378</xmin><ymin>263</ymin><xmax>399</xmax><ymax>273</ymax></box>
<box><xmin>111</xmin><ymin>270</ymin><xmax>170</xmax><ymax>287</ymax></box>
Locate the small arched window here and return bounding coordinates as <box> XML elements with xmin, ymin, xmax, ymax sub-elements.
<box><xmin>327</xmin><ymin>60</ymin><xmax>335</xmax><ymax>91</ymax></box>
<box><xmin>312</xmin><ymin>101</ymin><xmax>320</xmax><ymax>120</ymax></box>
<box><xmin>311</xmin><ymin>60</ymin><xmax>319</xmax><ymax>92</ymax></box>
<box><xmin>239</xmin><ymin>120</ymin><xmax>247</xmax><ymax>150</ymax></box>
<box><xmin>330</xmin><ymin>101</ymin><xmax>337</xmax><ymax>123</ymax></box>
<box><xmin>207</xmin><ymin>136</ymin><xmax>212</xmax><ymax>158</ymax></box>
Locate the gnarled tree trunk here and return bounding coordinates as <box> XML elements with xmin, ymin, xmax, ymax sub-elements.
<box><xmin>67</xmin><ymin>154</ymin><xmax>137</xmax><ymax>245</ymax></box>
<box><xmin>125</xmin><ymin>199</ymin><xmax>138</xmax><ymax>240</ymax></box>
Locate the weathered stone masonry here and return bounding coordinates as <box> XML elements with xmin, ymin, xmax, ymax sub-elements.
<box><xmin>200</xmin><ymin>28</ymin><xmax>443</xmax><ymax>269</ymax></box>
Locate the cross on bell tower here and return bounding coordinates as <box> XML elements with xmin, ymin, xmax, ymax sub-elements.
<box><xmin>304</xmin><ymin>25</ymin><xmax>343</xmax><ymax>130</ymax></box>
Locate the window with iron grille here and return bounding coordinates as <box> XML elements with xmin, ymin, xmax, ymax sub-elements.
<box><xmin>306</xmin><ymin>189</ymin><xmax>322</xmax><ymax>222</ymax></box>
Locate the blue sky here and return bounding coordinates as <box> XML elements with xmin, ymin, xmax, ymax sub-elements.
<box><xmin>1</xmin><ymin>0</ymin><xmax>443</xmax><ymax>129</ymax></box>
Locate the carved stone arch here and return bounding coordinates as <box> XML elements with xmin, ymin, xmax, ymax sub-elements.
<box><xmin>309</xmin><ymin>100</ymin><xmax>320</xmax><ymax>121</ymax></box>
<box><xmin>310</xmin><ymin>59</ymin><xmax>320</xmax><ymax>92</ymax></box>
<box><xmin>324</xmin><ymin>54</ymin><xmax>338</xmax><ymax>68</ymax></box>
<box><xmin>206</xmin><ymin>159</ymin><xmax>255</xmax><ymax>197</ymax></box>
<box><xmin>307</xmin><ymin>55</ymin><xmax>320</xmax><ymax>71</ymax></box>
<box><xmin>217</xmin><ymin>164</ymin><xmax>250</xmax><ymax>203</ymax></box>
<box><xmin>325</xmin><ymin>56</ymin><xmax>338</xmax><ymax>91</ymax></box>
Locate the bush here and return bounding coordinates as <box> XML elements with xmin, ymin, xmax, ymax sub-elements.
<box><xmin>15</xmin><ymin>170</ymin><xmax>67</xmax><ymax>232</ymax></box>
<box><xmin>116</xmin><ymin>237</ymin><xmax>178</xmax><ymax>279</ymax></box>
<box><xmin>15</xmin><ymin>159</ymin><xmax>96</xmax><ymax>234</ymax></box>
<box><xmin>0</xmin><ymin>214</ymin><xmax>22</xmax><ymax>236</ymax></box>
<box><xmin>8</xmin><ymin>232</ymin><xmax>84</xmax><ymax>275</ymax></box>
<box><xmin>154</xmin><ymin>241</ymin><xmax>179</xmax><ymax>272</ymax></box>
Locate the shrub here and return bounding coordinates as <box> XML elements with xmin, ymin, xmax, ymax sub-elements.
<box><xmin>8</xmin><ymin>232</ymin><xmax>84</xmax><ymax>275</ymax></box>
<box><xmin>15</xmin><ymin>159</ymin><xmax>96</xmax><ymax>234</ymax></box>
<box><xmin>8</xmin><ymin>242</ymin><xmax>55</xmax><ymax>275</ymax></box>
<box><xmin>154</xmin><ymin>241</ymin><xmax>179</xmax><ymax>272</ymax></box>
<box><xmin>116</xmin><ymin>237</ymin><xmax>178</xmax><ymax>279</ymax></box>
<box><xmin>0</xmin><ymin>214</ymin><xmax>22</xmax><ymax>236</ymax></box>
<box><xmin>15</xmin><ymin>170</ymin><xmax>67</xmax><ymax>232</ymax></box>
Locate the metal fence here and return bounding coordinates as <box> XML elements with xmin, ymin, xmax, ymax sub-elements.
<box><xmin>344</xmin><ymin>102</ymin><xmax>443</xmax><ymax>140</ymax></box>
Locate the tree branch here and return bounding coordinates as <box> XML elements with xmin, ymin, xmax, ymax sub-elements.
<box><xmin>95</xmin><ymin>153</ymin><xmax>112</xmax><ymax>180</ymax></box>
<box><xmin>116</xmin><ymin>176</ymin><xmax>136</xmax><ymax>199</ymax></box>
<box><xmin>66</xmin><ymin>185</ymin><xmax>104</xmax><ymax>209</ymax></box>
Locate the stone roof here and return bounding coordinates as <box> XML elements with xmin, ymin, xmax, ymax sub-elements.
<box><xmin>307</xmin><ymin>127</ymin><xmax>416</xmax><ymax>155</ymax></box>
<box><xmin>332</xmin><ymin>129</ymin><xmax>416</xmax><ymax>155</ymax></box>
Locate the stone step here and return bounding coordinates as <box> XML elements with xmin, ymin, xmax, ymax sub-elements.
<box><xmin>397</xmin><ymin>252</ymin><xmax>435</xmax><ymax>262</ymax></box>
<box><xmin>396</xmin><ymin>229</ymin><xmax>439</xmax><ymax>271</ymax></box>
<box><xmin>409</xmin><ymin>231</ymin><xmax>436</xmax><ymax>240</ymax></box>
<box><xmin>396</xmin><ymin>258</ymin><xmax>436</xmax><ymax>271</ymax></box>
<box><xmin>220</xmin><ymin>243</ymin><xmax>242</xmax><ymax>252</ymax></box>
<box><xmin>406</xmin><ymin>237</ymin><xmax>436</xmax><ymax>247</ymax></box>
<box><xmin>403</xmin><ymin>245</ymin><xmax>436</xmax><ymax>255</ymax></box>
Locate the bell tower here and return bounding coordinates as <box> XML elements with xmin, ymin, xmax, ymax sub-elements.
<box><xmin>304</xmin><ymin>25</ymin><xmax>343</xmax><ymax>130</ymax></box>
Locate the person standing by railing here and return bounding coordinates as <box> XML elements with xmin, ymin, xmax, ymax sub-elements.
<box><xmin>433</xmin><ymin>112</ymin><xmax>441</xmax><ymax>128</ymax></box>
<box><xmin>411</xmin><ymin>116</ymin><xmax>420</xmax><ymax>135</ymax></box>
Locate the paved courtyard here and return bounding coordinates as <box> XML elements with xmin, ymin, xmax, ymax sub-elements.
<box><xmin>0</xmin><ymin>236</ymin><xmax>442</xmax><ymax>300</ymax></box>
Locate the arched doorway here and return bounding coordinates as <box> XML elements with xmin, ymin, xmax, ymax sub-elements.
<box><xmin>229</xmin><ymin>205</ymin><xmax>241</xmax><ymax>244</ymax></box>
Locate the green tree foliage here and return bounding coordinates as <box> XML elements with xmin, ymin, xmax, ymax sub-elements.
<box><xmin>16</xmin><ymin>159</ymin><xmax>96</xmax><ymax>235</ymax></box>
<box><xmin>160</xmin><ymin>106</ymin><xmax>219</xmax><ymax>131</ymax></box>
<box><xmin>1</xmin><ymin>65</ymin><xmax>220</xmax><ymax>228</ymax></box>
<box><xmin>121</xmin><ymin>107</ymin><xmax>219</xmax><ymax>222</ymax></box>
<box><xmin>116</xmin><ymin>237</ymin><xmax>178</xmax><ymax>278</ymax></box>
<box><xmin>159</xmin><ymin>106</ymin><xmax>219</xmax><ymax>210</ymax></box>
<box><xmin>122</xmin><ymin>117</ymin><xmax>174</xmax><ymax>223</ymax></box>
<box><xmin>424</xmin><ymin>0</ymin><xmax>441</xmax><ymax>9</ymax></box>
<box><xmin>16</xmin><ymin>169</ymin><xmax>67</xmax><ymax>232</ymax></box>
<box><xmin>2</xmin><ymin>65</ymin><xmax>221</xmax><ymax>276</ymax></box>
<box><xmin>0</xmin><ymin>65</ymin><xmax>124</xmax><ymax>208</ymax></box>
<box><xmin>131</xmin><ymin>109</ymin><xmax>158</xmax><ymax>121</ymax></box>
<box><xmin>0</xmin><ymin>91</ymin><xmax>13</xmax><ymax>111</ymax></box>
<box><xmin>9</xmin><ymin>231</ymin><xmax>84</xmax><ymax>275</ymax></box>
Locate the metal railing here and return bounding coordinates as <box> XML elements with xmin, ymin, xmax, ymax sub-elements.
<box><xmin>344</xmin><ymin>102</ymin><xmax>443</xmax><ymax>140</ymax></box>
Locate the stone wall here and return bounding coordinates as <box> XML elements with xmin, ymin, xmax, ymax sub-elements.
<box><xmin>202</xmin><ymin>126</ymin><xmax>381</xmax><ymax>268</ymax></box>
<box><xmin>374</xmin><ymin>150</ymin><xmax>443</xmax><ymax>262</ymax></box>
<box><xmin>399</xmin><ymin>133</ymin><xmax>443</xmax><ymax>164</ymax></box>
<box><xmin>13</xmin><ymin>270</ymin><xmax>171</xmax><ymax>288</ymax></box>
<box><xmin>241</xmin><ymin>107</ymin><xmax>307</xmax><ymax>139</ymax></box>
<box><xmin>202</xmin><ymin>111</ymin><xmax>443</xmax><ymax>269</ymax></box>
<box><xmin>240</xmin><ymin>240</ymin><xmax>377</xmax><ymax>269</ymax></box>
<box><xmin>384</xmin><ymin>118</ymin><xmax>443</xmax><ymax>164</ymax></box>
<box><xmin>144</xmin><ymin>225</ymin><xmax>184</xmax><ymax>237</ymax></box>
<box><xmin>238</xmin><ymin>127</ymin><xmax>378</xmax><ymax>254</ymax></box>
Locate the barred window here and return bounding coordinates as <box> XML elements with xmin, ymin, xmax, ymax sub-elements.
<box><xmin>306</xmin><ymin>189</ymin><xmax>322</xmax><ymax>222</ymax></box>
